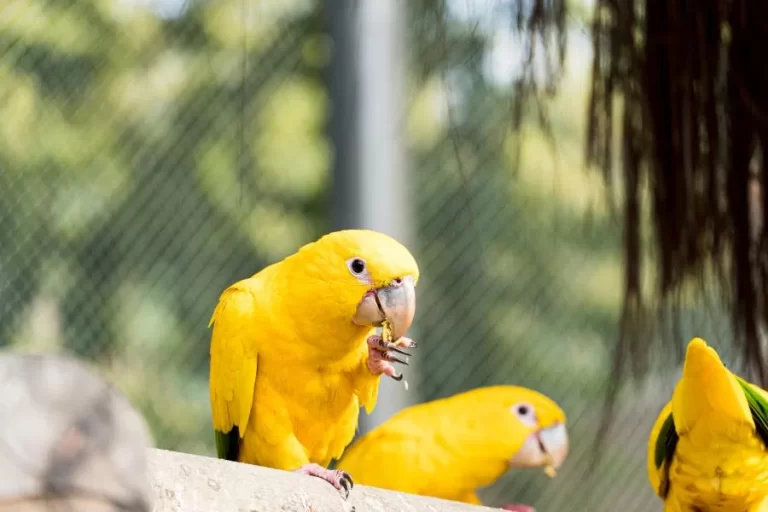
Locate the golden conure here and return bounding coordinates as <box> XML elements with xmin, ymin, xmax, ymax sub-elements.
<box><xmin>208</xmin><ymin>229</ymin><xmax>419</xmax><ymax>497</ymax></box>
<box><xmin>336</xmin><ymin>385</ymin><xmax>569</xmax><ymax>511</ymax></box>
<box><xmin>648</xmin><ymin>337</ymin><xmax>768</xmax><ymax>512</ymax></box>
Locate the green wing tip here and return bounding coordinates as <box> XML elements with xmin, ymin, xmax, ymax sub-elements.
<box><xmin>214</xmin><ymin>426</ymin><xmax>240</xmax><ymax>461</ymax></box>
<box><xmin>653</xmin><ymin>380</ymin><xmax>768</xmax><ymax>498</ymax></box>
<box><xmin>654</xmin><ymin>413</ymin><xmax>678</xmax><ymax>469</ymax></box>
<box><xmin>654</xmin><ymin>412</ymin><xmax>678</xmax><ymax>499</ymax></box>
<box><xmin>736</xmin><ymin>378</ymin><xmax>768</xmax><ymax>447</ymax></box>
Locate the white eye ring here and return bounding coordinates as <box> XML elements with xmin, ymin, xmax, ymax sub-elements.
<box><xmin>346</xmin><ymin>257</ymin><xmax>368</xmax><ymax>276</ymax></box>
<box><xmin>511</xmin><ymin>402</ymin><xmax>537</xmax><ymax>427</ymax></box>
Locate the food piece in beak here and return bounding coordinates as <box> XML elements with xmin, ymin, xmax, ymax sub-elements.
<box><xmin>543</xmin><ymin>456</ymin><xmax>557</xmax><ymax>478</ymax></box>
<box><xmin>353</xmin><ymin>276</ymin><xmax>416</xmax><ymax>341</ymax></box>
<box><xmin>355</xmin><ymin>277</ymin><xmax>417</xmax><ymax>382</ymax></box>
<box><xmin>509</xmin><ymin>423</ymin><xmax>569</xmax><ymax>478</ymax></box>
<box><xmin>381</xmin><ymin>319</ymin><xmax>394</xmax><ymax>344</ymax></box>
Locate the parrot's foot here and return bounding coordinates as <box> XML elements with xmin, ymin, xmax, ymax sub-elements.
<box><xmin>367</xmin><ymin>335</ymin><xmax>416</xmax><ymax>381</ymax></box>
<box><xmin>500</xmin><ymin>505</ymin><xmax>536</xmax><ymax>512</ymax></box>
<box><xmin>294</xmin><ymin>463</ymin><xmax>354</xmax><ymax>499</ymax></box>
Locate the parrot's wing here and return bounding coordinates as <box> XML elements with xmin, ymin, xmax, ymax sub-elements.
<box><xmin>650</xmin><ymin>402</ymin><xmax>677</xmax><ymax>499</ymax></box>
<box><xmin>735</xmin><ymin>377</ymin><xmax>768</xmax><ymax>446</ymax></box>
<box><xmin>209</xmin><ymin>284</ymin><xmax>260</xmax><ymax>461</ymax></box>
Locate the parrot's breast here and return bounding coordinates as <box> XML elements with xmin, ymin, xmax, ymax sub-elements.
<box><xmin>668</xmin><ymin>428</ymin><xmax>768</xmax><ymax>511</ymax></box>
<box><xmin>289</xmin><ymin>379</ymin><xmax>363</xmax><ymax>465</ymax></box>
<box><xmin>251</xmin><ymin>354</ymin><xmax>366</xmax><ymax>467</ymax></box>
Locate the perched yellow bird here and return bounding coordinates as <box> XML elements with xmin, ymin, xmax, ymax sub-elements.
<box><xmin>336</xmin><ymin>385</ymin><xmax>569</xmax><ymax>511</ymax></box>
<box><xmin>208</xmin><ymin>229</ymin><xmax>419</xmax><ymax>496</ymax></box>
<box><xmin>648</xmin><ymin>337</ymin><xmax>768</xmax><ymax>511</ymax></box>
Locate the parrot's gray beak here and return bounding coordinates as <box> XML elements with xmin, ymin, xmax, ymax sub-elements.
<box><xmin>353</xmin><ymin>275</ymin><xmax>416</xmax><ymax>341</ymax></box>
<box><xmin>509</xmin><ymin>423</ymin><xmax>569</xmax><ymax>475</ymax></box>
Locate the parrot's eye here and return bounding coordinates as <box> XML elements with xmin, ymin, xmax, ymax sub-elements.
<box><xmin>511</xmin><ymin>402</ymin><xmax>537</xmax><ymax>426</ymax></box>
<box><xmin>347</xmin><ymin>258</ymin><xmax>367</xmax><ymax>276</ymax></box>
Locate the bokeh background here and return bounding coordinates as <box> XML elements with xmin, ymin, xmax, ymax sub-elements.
<box><xmin>0</xmin><ymin>0</ymin><xmax>737</xmax><ymax>511</ymax></box>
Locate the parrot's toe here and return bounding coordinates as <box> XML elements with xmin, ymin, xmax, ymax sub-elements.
<box><xmin>395</xmin><ymin>337</ymin><xmax>417</xmax><ymax>348</ymax></box>
<box><xmin>366</xmin><ymin>335</ymin><xmax>416</xmax><ymax>381</ymax></box>
<box><xmin>295</xmin><ymin>463</ymin><xmax>354</xmax><ymax>499</ymax></box>
<box><xmin>500</xmin><ymin>505</ymin><xmax>536</xmax><ymax>512</ymax></box>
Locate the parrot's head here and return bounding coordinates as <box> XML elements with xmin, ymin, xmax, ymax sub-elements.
<box><xmin>671</xmin><ymin>337</ymin><xmax>753</xmax><ymax>436</ymax></box>
<box><xmin>455</xmin><ymin>386</ymin><xmax>569</xmax><ymax>475</ymax></box>
<box><xmin>283</xmin><ymin>229</ymin><xmax>419</xmax><ymax>344</ymax></box>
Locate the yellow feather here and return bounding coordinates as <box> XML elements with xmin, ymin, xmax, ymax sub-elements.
<box><xmin>209</xmin><ymin>284</ymin><xmax>259</xmax><ymax>437</ymax></box>
<box><xmin>336</xmin><ymin>386</ymin><xmax>567</xmax><ymax>504</ymax></box>
<box><xmin>208</xmin><ymin>229</ymin><xmax>419</xmax><ymax>470</ymax></box>
<box><xmin>647</xmin><ymin>337</ymin><xmax>768</xmax><ymax>512</ymax></box>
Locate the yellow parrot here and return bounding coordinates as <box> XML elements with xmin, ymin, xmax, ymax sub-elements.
<box><xmin>208</xmin><ymin>229</ymin><xmax>419</xmax><ymax>496</ymax></box>
<box><xmin>648</xmin><ymin>337</ymin><xmax>768</xmax><ymax>511</ymax></box>
<box><xmin>335</xmin><ymin>385</ymin><xmax>569</xmax><ymax>511</ymax></box>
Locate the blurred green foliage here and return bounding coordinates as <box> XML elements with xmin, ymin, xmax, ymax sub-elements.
<box><xmin>1</xmin><ymin>0</ymin><xmax>330</xmax><ymax>456</ymax></box>
<box><xmin>0</xmin><ymin>0</ymin><xmax>734</xmax><ymax>510</ymax></box>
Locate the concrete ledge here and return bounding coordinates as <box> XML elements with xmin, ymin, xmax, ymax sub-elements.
<box><xmin>148</xmin><ymin>448</ymin><xmax>499</xmax><ymax>512</ymax></box>
<box><xmin>0</xmin><ymin>352</ymin><xmax>498</xmax><ymax>512</ymax></box>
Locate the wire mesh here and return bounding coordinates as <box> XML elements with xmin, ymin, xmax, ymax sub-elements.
<box><xmin>0</xmin><ymin>1</ymin><xmax>738</xmax><ymax>511</ymax></box>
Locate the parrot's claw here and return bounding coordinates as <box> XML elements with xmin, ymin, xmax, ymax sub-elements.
<box><xmin>295</xmin><ymin>463</ymin><xmax>354</xmax><ymax>499</ymax></box>
<box><xmin>367</xmin><ymin>335</ymin><xmax>415</xmax><ymax>380</ymax></box>
<box><xmin>339</xmin><ymin>475</ymin><xmax>352</xmax><ymax>496</ymax></box>
<box><xmin>386</xmin><ymin>352</ymin><xmax>410</xmax><ymax>366</ymax></box>
<box><xmin>384</xmin><ymin>343</ymin><xmax>412</xmax><ymax>357</ymax></box>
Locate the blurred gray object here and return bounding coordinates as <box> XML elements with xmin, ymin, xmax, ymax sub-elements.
<box><xmin>0</xmin><ymin>352</ymin><xmax>153</xmax><ymax>511</ymax></box>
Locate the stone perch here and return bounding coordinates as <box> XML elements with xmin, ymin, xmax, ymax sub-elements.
<box><xmin>148</xmin><ymin>448</ymin><xmax>501</xmax><ymax>512</ymax></box>
<box><xmin>0</xmin><ymin>352</ymin><xmax>499</xmax><ymax>512</ymax></box>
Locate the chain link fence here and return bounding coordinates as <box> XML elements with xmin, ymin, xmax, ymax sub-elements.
<box><xmin>0</xmin><ymin>1</ymin><xmax>737</xmax><ymax>511</ymax></box>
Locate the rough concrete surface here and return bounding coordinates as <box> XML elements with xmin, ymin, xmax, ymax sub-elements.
<box><xmin>148</xmin><ymin>448</ymin><xmax>500</xmax><ymax>512</ymax></box>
